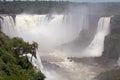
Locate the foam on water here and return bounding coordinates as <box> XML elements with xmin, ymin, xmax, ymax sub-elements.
<box><xmin>0</xmin><ymin>14</ymin><xmax>111</xmax><ymax>80</ymax></box>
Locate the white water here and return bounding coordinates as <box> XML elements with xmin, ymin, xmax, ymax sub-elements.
<box><xmin>0</xmin><ymin>14</ymin><xmax>111</xmax><ymax>80</ymax></box>
<box><xmin>15</xmin><ymin>14</ymin><xmax>85</xmax><ymax>50</ymax></box>
<box><xmin>23</xmin><ymin>50</ymin><xmax>43</xmax><ymax>71</ymax></box>
<box><xmin>0</xmin><ymin>16</ymin><xmax>17</xmax><ymax>38</ymax></box>
<box><xmin>81</xmin><ymin>17</ymin><xmax>111</xmax><ymax>57</ymax></box>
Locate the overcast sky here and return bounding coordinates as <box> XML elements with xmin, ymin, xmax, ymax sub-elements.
<box><xmin>5</xmin><ymin>0</ymin><xmax>120</xmax><ymax>2</ymax></box>
<box><xmin>68</xmin><ymin>0</ymin><xmax>120</xmax><ymax>2</ymax></box>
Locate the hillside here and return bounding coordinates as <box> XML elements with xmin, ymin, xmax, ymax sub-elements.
<box><xmin>95</xmin><ymin>15</ymin><xmax>120</xmax><ymax>80</ymax></box>
<box><xmin>0</xmin><ymin>1</ymin><xmax>120</xmax><ymax>16</ymax></box>
<box><xmin>0</xmin><ymin>31</ymin><xmax>45</xmax><ymax>80</ymax></box>
<box><xmin>0</xmin><ymin>1</ymin><xmax>69</xmax><ymax>14</ymax></box>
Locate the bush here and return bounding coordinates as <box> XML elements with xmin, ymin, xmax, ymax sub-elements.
<box><xmin>0</xmin><ymin>31</ymin><xmax>45</xmax><ymax>80</ymax></box>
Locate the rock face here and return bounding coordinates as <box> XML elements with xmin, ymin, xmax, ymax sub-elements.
<box><xmin>94</xmin><ymin>15</ymin><xmax>120</xmax><ymax>67</ymax></box>
<box><xmin>94</xmin><ymin>15</ymin><xmax>120</xmax><ymax>80</ymax></box>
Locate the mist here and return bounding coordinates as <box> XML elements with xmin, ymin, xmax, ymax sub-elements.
<box><xmin>0</xmin><ymin>4</ymin><xmax>112</xmax><ymax>80</ymax></box>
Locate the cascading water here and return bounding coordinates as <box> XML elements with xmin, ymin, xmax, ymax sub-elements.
<box><xmin>23</xmin><ymin>50</ymin><xmax>43</xmax><ymax>71</ymax></box>
<box><xmin>0</xmin><ymin>16</ymin><xmax>17</xmax><ymax>38</ymax></box>
<box><xmin>0</xmin><ymin>14</ymin><xmax>111</xmax><ymax>80</ymax></box>
<box><xmin>14</xmin><ymin>14</ymin><xmax>86</xmax><ymax>51</ymax></box>
<box><xmin>81</xmin><ymin>17</ymin><xmax>111</xmax><ymax>57</ymax></box>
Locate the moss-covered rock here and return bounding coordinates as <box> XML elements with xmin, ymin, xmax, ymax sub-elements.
<box><xmin>96</xmin><ymin>15</ymin><xmax>120</xmax><ymax>80</ymax></box>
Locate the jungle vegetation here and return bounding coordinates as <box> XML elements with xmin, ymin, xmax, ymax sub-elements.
<box><xmin>0</xmin><ymin>31</ymin><xmax>45</xmax><ymax>80</ymax></box>
<box><xmin>0</xmin><ymin>1</ymin><xmax>70</xmax><ymax>14</ymax></box>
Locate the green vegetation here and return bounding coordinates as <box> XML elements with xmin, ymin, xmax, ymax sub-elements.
<box><xmin>0</xmin><ymin>31</ymin><xmax>45</xmax><ymax>80</ymax></box>
<box><xmin>96</xmin><ymin>15</ymin><xmax>120</xmax><ymax>80</ymax></box>
<box><xmin>100</xmin><ymin>16</ymin><xmax>120</xmax><ymax>64</ymax></box>
<box><xmin>96</xmin><ymin>69</ymin><xmax>120</xmax><ymax>80</ymax></box>
<box><xmin>0</xmin><ymin>1</ymin><xmax>120</xmax><ymax>16</ymax></box>
<box><xmin>0</xmin><ymin>1</ymin><xmax>69</xmax><ymax>14</ymax></box>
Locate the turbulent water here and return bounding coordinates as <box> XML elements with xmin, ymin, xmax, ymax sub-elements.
<box><xmin>0</xmin><ymin>14</ymin><xmax>111</xmax><ymax>80</ymax></box>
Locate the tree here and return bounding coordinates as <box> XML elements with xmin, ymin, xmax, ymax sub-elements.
<box><xmin>30</xmin><ymin>42</ymin><xmax>38</xmax><ymax>61</ymax></box>
<box><xmin>0</xmin><ymin>31</ymin><xmax>45</xmax><ymax>80</ymax></box>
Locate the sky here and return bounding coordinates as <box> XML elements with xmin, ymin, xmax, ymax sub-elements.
<box><xmin>5</xmin><ymin>0</ymin><xmax>120</xmax><ymax>2</ymax></box>
<box><xmin>68</xmin><ymin>0</ymin><xmax>120</xmax><ymax>2</ymax></box>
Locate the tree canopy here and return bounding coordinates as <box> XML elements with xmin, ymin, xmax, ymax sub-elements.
<box><xmin>0</xmin><ymin>31</ymin><xmax>45</xmax><ymax>80</ymax></box>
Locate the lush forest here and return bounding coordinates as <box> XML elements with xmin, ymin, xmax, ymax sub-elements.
<box><xmin>0</xmin><ymin>30</ymin><xmax>45</xmax><ymax>80</ymax></box>
<box><xmin>0</xmin><ymin>1</ymin><xmax>120</xmax><ymax>15</ymax></box>
<box><xmin>1</xmin><ymin>1</ymin><xmax>120</xmax><ymax>80</ymax></box>
<box><xmin>0</xmin><ymin>1</ymin><xmax>70</xmax><ymax>14</ymax></box>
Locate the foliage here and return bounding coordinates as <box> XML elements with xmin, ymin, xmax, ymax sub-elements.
<box><xmin>0</xmin><ymin>31</ymin><xmax>45</xmax><ymax>80</ymax></box>
<box><xmin>0</xmin><ymin>1</ymin><xmax>70</xmax><ymax>14</ymax></box>
<box><xmin>95</xmin><ymin>15</ymin><xmax>120</xmax><ymax>80</ymax></box>
<box><xmin>96</xmin><ymin>69</ymin><xmax>120</xmax><ymax>80</ymax></box>
<box><xmin>95</xmin><ymin>16</ymin><xmax>120</xmax><ymax>65</ymax></box>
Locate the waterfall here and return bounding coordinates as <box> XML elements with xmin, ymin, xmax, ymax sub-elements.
<box><xmin>0</xmin><ymin>14</ymin><xmax>88</xmax><ymax>69</ymax></box>
<box><xmin>82</xmin><ymin>17</ymin><xmax>111</xmax><ymax>57</ymax></box>
<box><xmin>23</xmin><ymin>50</ymin><xmax>43</xmax><ymax>71</ymax></box>
<box><xmin>0</xmin><ymin>14</ymin><xmax>111</xmax><ymax>80</ymax></box>
<box><xmin>0</xmin><ymin>15</ymin><xmax>111</xmax><ymax>58</ymax></box>
<box><xmin>0</xmin><ymin>16</ymin><xmax>17</xmax><ymax>38</ymax></box>
<box><xmin>0</xmin><ymin>14</ymin><xmax>88</xmax><ymax>50</ymax></box>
